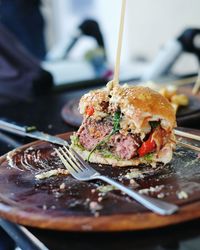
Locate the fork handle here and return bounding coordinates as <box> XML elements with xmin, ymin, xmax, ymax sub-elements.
<box><xmin>97</xmin><ymin>175</ymin><xmax>178</xmax><ymax>215</ymax></box>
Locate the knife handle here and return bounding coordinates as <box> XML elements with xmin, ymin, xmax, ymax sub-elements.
<box><xmin>0</xmin><ymin>119</ymin><xmax>37</xmax><ymax>134</ymax></box>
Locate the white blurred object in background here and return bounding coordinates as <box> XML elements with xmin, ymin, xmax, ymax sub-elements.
<box><xmin>41</xmin><ymin>0</ymin><xmax>200</xmax><ymax>85</ymax></box>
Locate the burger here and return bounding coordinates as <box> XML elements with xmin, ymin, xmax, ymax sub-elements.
<box><xmin>71</xmin><ymin>84</ymin><xmax>176</xmax><ymax>167</ymax></box>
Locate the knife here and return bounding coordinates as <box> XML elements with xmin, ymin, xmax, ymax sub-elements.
<box><xmin>1</xmin><ymin>119</ymin><xmax>200</xmax><ymax>155</ymax></box>
<box><xmin>0</xmin><ymin>219</ymin><xmax>49</xmax><ymax>250</ymax></box>
<box><xmin>0</xmin><ymin>119</ymin><xmax>69</xmax><ymax>147</ymax></box>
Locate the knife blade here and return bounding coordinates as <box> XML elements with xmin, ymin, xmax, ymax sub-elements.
<box><xmin>0</xmin><ymin>119</ymin><xmax>69</xmax><ymax>147</ymax></box>
<box><xmin>0</xmin><ymin>219</ymin><xmax>49</xmax><ymax>250</ymax></box>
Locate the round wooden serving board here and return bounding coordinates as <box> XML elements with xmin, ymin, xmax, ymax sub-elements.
<box><xmin>0</xmin><ymin>131</ymin><xmax>200</xmax><ymax>232</ymax></box>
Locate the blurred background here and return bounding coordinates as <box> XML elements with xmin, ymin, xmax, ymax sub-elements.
<box><xmin>1</xmin><ymin>0</ymin><xmax>200</xmax><ymax>91</ymax></box>
<box><xmin>1</xmin><ymin>2</ymin><xmax>200</xmax><ymax>248</ymax></box>
<box><xmin>41</xmin><ymin>0</ymin><xmax>200</xmax><ymax>83</ymax></box>
<box><xmin>42</xmin><ymin>0</ymin><xmax>200</xmax><ymax>77</ymax></box>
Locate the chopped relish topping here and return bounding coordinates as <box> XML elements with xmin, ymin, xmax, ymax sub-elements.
<box><xmin>86</xmin><ymin>106</ymin><xmax>94</xmax><ymax>116</ymax></box>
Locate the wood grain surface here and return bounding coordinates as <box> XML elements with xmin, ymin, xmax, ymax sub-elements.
<box><xmin>0</xmin><ymin>131</ymin><xmax>200</xmax><ymax>232</ymax></box>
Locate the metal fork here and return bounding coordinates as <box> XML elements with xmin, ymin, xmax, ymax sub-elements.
<box><xmin>55</xmin><ymin>146</ymin><xmax>178</xmax><ymax>215</ymax></box>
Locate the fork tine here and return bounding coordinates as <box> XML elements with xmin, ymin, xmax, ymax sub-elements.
<box><xmin>55</xmin><ymin>147</ymin><xmax>80</xmax><ymax>175</ymax></box>
<box><xmin>62</xmin><ymin>146</ymin><xmax>85</xmax><ymax>171</ymax></box>
<box><xmin>59</xmin><ymin>147</ymin><xmax>81</xmax><ymax>173</ymax></box>
<box><xmin>54</xmin><ymin>148</ymin><xmax>74</xmax><ymax>172</ymax></box>
<box><xmin>55</xmin><ymin>146</ymin><xmax>178</xmax><ymax>215</ymax></box>
<box><xmin>55</xmin><ymin>148</ymin><xmax>77</xmax><ymax>172</ymax></box>
<box><xmin>70</xmin><ymin>148</ymin><xmax>91</xmax><ymax>170</ymax></box>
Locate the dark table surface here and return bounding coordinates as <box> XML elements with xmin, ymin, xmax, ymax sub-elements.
<box><xmin>0</xmin><ymin>83</ymin><xmax>200</xmax><ymax>250</ymax></box>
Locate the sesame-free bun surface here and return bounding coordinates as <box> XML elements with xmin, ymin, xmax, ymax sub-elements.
<box><xmin>110</xmin><ymin>86</ymin><xmax>176</xmax><ymax>130</ymax></box>
<box><xmin>80</xmin><ymin>85</ymin><xmax>176</xmax><ymax>130</ymax></box>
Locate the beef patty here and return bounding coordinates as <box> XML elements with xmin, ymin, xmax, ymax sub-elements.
<box><xmin>77</xmin><ymin>117</ymin><xmax>142</xmax><ymax>160</ymax></box>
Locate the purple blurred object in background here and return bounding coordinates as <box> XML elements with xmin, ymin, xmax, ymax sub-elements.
<box><xmin>0</xmin><ymin>24</ymin><xmax>53</xmax><ymax>103</ymax></box>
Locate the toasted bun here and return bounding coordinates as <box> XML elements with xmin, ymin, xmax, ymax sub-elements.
<box><xmin>79</xmin><ymin>88</ymin><xmax>109</xmax><ymax>115</ymax></box>
<box><xmin>110</xmin><ymin>86</ymin><xmax>176</xmax><ymax>131</ymax></box>
<box><xmin>75</xmin><ymin>84</ymin><xmax>176</xmax><ymax>167</ymax></box>
<box><xmin>71</xmin><ymin>143</ymin><xmax>174</xmax><ymax>167</ymax></box>
<box><xmin>79</xmin><ymin>85</ymin><xmax>176</xmax><ymax>131</ymax></box>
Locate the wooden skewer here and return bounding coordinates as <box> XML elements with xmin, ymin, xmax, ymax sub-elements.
<box><xmin>175</xmin><ymin>129</ymin><xmax>200</xmax><ymax>153</ymax></box>
<box><xmin>113</xmin><ymin>0</ymin><xmax>127</xmax><ymax>87</ymax></box>
<box><xmin>192</xmin><ymin>70</ymin><xmax>200</xmax><ymax>94</ymax></box>
<box><xmin>176</xmin><ymin>141</ymin><xmax>200</xmax><ymax>153</ymax></box>
<box><xmin>160</xmin><ymin>76</ymin><xmax>197</xmax><ymax>87</ymax></box>
<box><xmin>174</xmin><ymin>129</ymin><xmax>200</xmax><ymax>142</ymax></box>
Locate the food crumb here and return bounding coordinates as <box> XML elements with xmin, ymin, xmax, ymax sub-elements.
<box><xmin>130</xmin><ymin>179</ymin><xmax>135</xmax><ymax>184</ymax></box>
<box><xmin>157</xmin><ymin>193</ymin><xmax>165</xmax><ymax>199</ymax></box>
<box><xmin>177</xmin><ymin>191</ymin><xmax>188</xmax><ymax>200</ymax></box>
<box><xmin>42</xmin><ymin>204</ymin><xmax>47</xmax><ymax>210</ymax></box>
<box><xmin>129</xmin><ymin>179</ymin><xmax>139</xmax><ymax>187</ymax></box>
<box><xmin>35</xmin><ymin>168</ymin><xmax>68</xmax><ymax>180</ymax></box>
<box><xmin>91</xmin><ymin>189</ymin><xmax>96</xmax><ymax>193</ymax></box>
<box><xmin>97</xmin><ymin>185</ymin><xmax>117</xmax><ymax>193</ymax></box>
<box><xmin>54</xmin><ymin>191</ymin><xmax>62</xmax><ymax>198</ymax></box>
<box><xmin>59</xmin><ymin>183</ymin><xmax>65</xmax><ymax>190</ymax></box>
<box><xmin>125</xmin><ymin>169</ymin><xmax>144</xmax><ymax>179</ymax></box>
<box><xmin>89</xmin><ymin>201</ymin><xmax>102</xmax><ymax>212</ymax></box>
<box><xmin>98</xmin><ymin>197</ymin><xmax>103</xmax><ymax>202</ymax></box>
<box><xmin>139</xmin><ymin>185</ymin><xmax>164</xmax><ymax>195</ymax></box>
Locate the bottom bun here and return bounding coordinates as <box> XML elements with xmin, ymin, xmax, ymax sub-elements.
<box><xmin>70</xmin><ymin>144</ymin><xmax>173</xmax><ymax>167</ymax></box>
